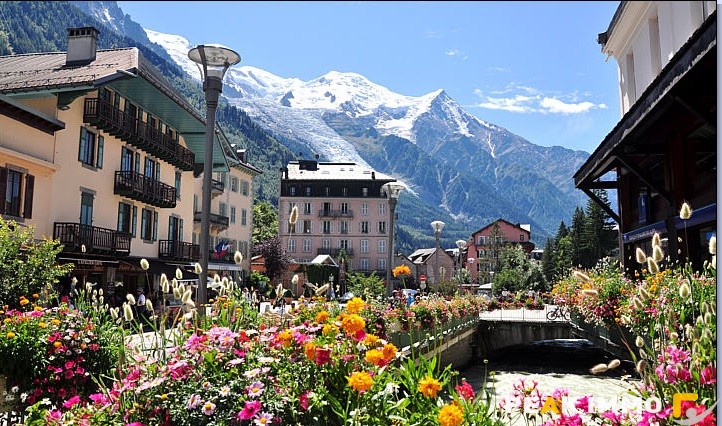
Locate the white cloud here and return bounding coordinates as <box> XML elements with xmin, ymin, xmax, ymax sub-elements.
<box><xmin>445</xmin><ymin>49</ymin><xmax>461</xmax><ymax>57</ymax></box>
<box><xmin>473</xmin><ymin>84</ymin><xmax>606</xmax><ymax>115</ymax></box>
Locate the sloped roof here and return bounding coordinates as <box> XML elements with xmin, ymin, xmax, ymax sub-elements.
<box><xmin>310</xmin><ymin>255</ymin><xmax>338</xmax><ymax>266</ymax></box>
<box><xmin>0</xmin><ymin>48</ymin><xmax>230</xmax><ymax>170</ymax></box>
<box><xmin>407</xmin><ymin>248</ymin><xmax>437</xmax><ymax>264</ymax></box>
<box><xmin>286</xmin><ymin>161</ymin><xmax>395</xmax><ymax>182</ymax></box>
<box><xmin>471</xmin><ymin>218</ymin><xmax>531</xmax><ymax>236</ymax></box>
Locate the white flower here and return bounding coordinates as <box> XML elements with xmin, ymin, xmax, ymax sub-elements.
<box><xmin>140</xmin><ymin>258</ymin><xmax>150</xmax><ymax>271</ymax></box>
<box><xmin>177</xmin><ymin>267</ymin><xmax>184</xmax><ymax>280</ymax></box>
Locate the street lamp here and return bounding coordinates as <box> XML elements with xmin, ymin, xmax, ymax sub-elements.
<box><xmin>430</xmin><ymin>220</ymin><xmax>445</xmax><ymax>285</ymax></box>
<box><xmin>189</xmin><ymin>44</ymin><xmax>241</xmax><ymax>306</ymax></box>
<box><xmin>382</xmin><ymin>182</ymin><xmax>404</xmax><ymax>296</ymax></box>
<box><xmin>455</xmin><ymin>239</ymin><xmax>466</xmax><ymax>271</ymax></box>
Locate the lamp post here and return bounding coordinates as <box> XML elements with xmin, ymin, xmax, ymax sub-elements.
<box><xmin>430</xmin><ymin>221</ymin><xmax>445</xmax><ymax>285</ymax></box>
<box><xmin>188</xmin><ymin>44</ymin><xmax>241</xmax><ymax>306</ymax></box>
<box><xmin>455</xmin><ymin>239</ymin><xmax>466</xmax><ymax>272</ymax></box>
<box><xmin>382</xmin><ymin>182</ymin><xmax>404</xmax><ymax>296</ymax></box>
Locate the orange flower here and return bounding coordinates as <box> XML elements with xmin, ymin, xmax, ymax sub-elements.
<box><xmin>347</xmin><ymin>371</ymin><xmax>373</xmax><ymax>393</ymax></box>
<box><xmin>382</xmin><ymin>343</ymin><xmax>397</xmax><ymax>361</ymax></box>
<box><xmin>438</xmin><ymin>403</ymin><xmax>464</xmax><ymax>426</ymax></box>
<box><xmin>277</xmin><ymin>330</ymin><xmax>293</xmax><ymax>347</ymax></box>
<box><xmin>53</xmin><ymin>341</ymin><xmax>62</xmax><ymax>348</ymax></box>
<box><xmin>32</xmin><ymin>294</ymin><xmax>39</xmax><ymax>299</ymax></box>
<box><xmin>6</xmin><ymin>331</ymin><xmax>15</xmax><ymax>339</ymax></box>
<box><xmin>341</xmin><ymin>314</ymin><xmax>365</xmax><ymax>336</ymax></box>
<box><xmin>304</xmin><ymin>341</ymin><xmax>316</xmax><ymax>361</ymax></box>
<box><xmin>346</xmin><ymin>297</ymin><xmax>364</xmax><ymax>314</ymax></box>
<box><xmin>19</xmin><ymin>298</ymin><xmax>29</xmax><ymax>306</ymax></box>
<box><xmin>392</xmin><ymin>264</ymin><xmax>411</xmax><ymax>277</ymax></box>
<box><xmin>315</xmin><ymin>310</ymin><xmax>330</xmax><ymax>324</ymax></box>
<box><xmin>418</xmin><ymin>376</ymin><xmax>442</xmax><ymax>398</ymax></box>
<box><xmin>365</xmin><ymin>349</ymin><xmax>386</xmax><ymax>367</ymax></box>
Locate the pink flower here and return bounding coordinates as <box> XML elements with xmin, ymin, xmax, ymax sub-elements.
<box><xmin>202</xmin><ymin>401</ymin><xmax>216</xmax><ymax>416</ymax></box>
<box><xmin>455</xmin><ymin>380</ymin><xmax>475</xmax><ymax>401</ymax></box>
<box><xmin>89</xmin><ymin>393</ymin><xmax>109</xmax><ymax>405</ymax></box>
<box><xmin>315</xmin><ymin>348</ymin><xmax>331</xmax><ymax>366</ymax></box>
<box><xmin>700</xmin><ymin>364</ymin><xmax>716</xmax><ymax>384</ymax></box>
<box><xmin>238</xmin><ymin>400</ymin><xmax>262</xmax><ymax>420</ymax></box>
<box><xmin>299</xmin><ymin>391</ymin><xmax>310</xmax><ymax>411</ymax></box>
<box><xmin>574</xmin><ymin>396</ymin><xmax>590</xmax><ymax>413</ymax></box>
<box><xmin>246</xmin><ymin>381</ymin><xmax>264</xmax><ymax>397</ymax></box>
<box><xmin>125</xmin><ymin>423</ymin><xmax>146</xmax><ymax>426</ymax></box>
<box><xmin>187</xmin><ymin>394</ymin><xmax>202</xmax><ymax>410</ymax></box>
<box><xmin>62</xmin><ymin>395</ymin><xmax>81</xmax><ymax>408</ymax></box>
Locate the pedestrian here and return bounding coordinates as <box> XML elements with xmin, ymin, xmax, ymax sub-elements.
<box><xmin>136</xmin><ymin>287</ymin><xmax>147</xmax><ymax>322</ymax></box>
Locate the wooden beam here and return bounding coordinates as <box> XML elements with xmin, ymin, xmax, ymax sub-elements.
<box><xmin>581</xmin><ymin>187</ymin><xmax>620</xmax><ymax>224</ymax></box>
<box><xmin>614</xmin><ymin>154</ymin><xmax>672</xmax><ymax>205</ymax></box>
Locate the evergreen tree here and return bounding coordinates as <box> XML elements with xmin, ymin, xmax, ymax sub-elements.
<box><xmin>541</xmin><ymin>237</ymin><xmax>557</xmax><ymax>282</ymax></box>
<box><xmin>570</xmin><ymin>207</ymin><xmax>587</xmax><ymax>268</ymax></box>
<box><xmin>582</xmin><ymin>190</ymin><xmax>618</xmax><ymax>268</ymax></box>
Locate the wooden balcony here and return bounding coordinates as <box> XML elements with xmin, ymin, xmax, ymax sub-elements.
<box><xmin>53</xmin><ymin>222</ymin><xmax>131</xmax><ymax>255</ymax></box>
<box><xmin>84</xmin><ymin>98</ymin><xmax>195</xmax><ymax>171</ymax></box>
<box><xmin>193</xmin><ymin>211</ymin><xmax>229</xmax><ymax>231</ymax></box>
<box><xmin>158</xmin><ymin>240</ymin><xmax>200</xmax><ymax>262</ymax></box>
<box><xmin>114</xmin><ymin>171</ymin><xmax>176</xmax><ymax>208</ymax></box>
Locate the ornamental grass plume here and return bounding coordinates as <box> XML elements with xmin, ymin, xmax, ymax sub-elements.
<box><xmin>123</xmin><ymin>302</ymin><xmax>134</xmax><ymax>322</ymax></box>
<box><xmin>140</xmin><ymin>258</ymin><xmax>150</xmax><ymax>271</ymax></box>
<box><xmin>572</xmin><ymin>270</ymin><xmax>590</xmax><ymax>283</ymax></box>
<box><xmin>177</xmin><ymin>267</ymin><xmax>185</xmax><ymax>280</ymax></box>
<box><xmin>709</xmin><ymin>236</ymin><xmax>716</xmax><ymax>255</ymax></box>
<box><xmin>635</xmin><ymin>336</ymin><xmax>645</xmax><ymax>348</ymax></box>
<box><xmin>234</xmin><ymin>250</ymin><xmax>243</xmax><ymax>265</ymax></box>
<box><xmin>289</xmin><ymin>205</ymin><xmax>299</xmax><ymax>226</ymax></box>
<box><xmin>679</xmin><ymin>281</ymin><xmax>691</xmax><ymax>300</ymax></box>
<box><xmin>647</xmin><ymin>257</ymin><xmax>659</xmax><ymax>274</ymax></box>
<box><xmin>607</xmin><ymin>359</ymin><xmax>621</xmax><ymax>370</ymax></box>
<box><xmin>679</xmin><ymin>201</ymin><xmax>692</xmax><ymax>220</ymax></box>
<box><xmin>291</xmin><ymin>274</ymin><xmax>299</xmax><ymax>286</ymax></box>
<box><xmin>635</xmin><ymin>247</ymin><xmax>647</xmax><ymax>264</ymax></box>
<box><xmin>589</xmin><ymin>363</ymin><xmax>608</xmax><ymax>375</ymax></box>
<box><xmin>194</xmin><ymin>262</ymin><xmax>202</xmax><ymax>275</ymax></box>
<box><xmin>652</xmin><ymin>245</ymin><xmax>664</xmax><ymax>262</ymax></box>
<box><xmin>126</xmin><ymin>294</ymin><xmax>136</xmax><ymax>305</ymax></box>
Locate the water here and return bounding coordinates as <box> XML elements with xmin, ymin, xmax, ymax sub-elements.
<box><xmin>459</xmin><ymin>339</ymin><xmax>639</xmax><ymax>422</ymax></box>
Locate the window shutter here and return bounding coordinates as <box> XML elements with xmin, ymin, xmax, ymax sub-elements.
<box><xmin>78</xmin><ymin>127</ymin><xmax>87</xmax><ymax>162</ymax></box>
<box><xmin>179</xmin><ymin>219</ymin><xmax>184</xmax><ymax>243</ymax></box>
<box><xmin>117</xmin><ymin>202</ymin><xmax>123</xmax><ymax>231</ymax></box>
<box><xmin>0</xmin><ymin>168</ymin><xmax>6</xmax><ymax>214</ymax></box>
<box><xmin>132</xmin><ymin>205</ymin><xmax>137</xmax><ymax>237</ymax></box>
<box><xmin>134</xmin><ymin>153</ymin><xmax>140</xmax><ymax>173</ymax></box>
<box><xmin>153</xmin><ymin>211</ymin><xmax>158</xmax><ymax>241</ymax></box>
<box><xmin>96</xmin><ymin>136</ymin><xmax>104</xmax><ymax>168</ymax></box>
<box><xmin>23</xmin><ymin>174</ymin><xmax>34</xmax><ymax>219</ymax></box>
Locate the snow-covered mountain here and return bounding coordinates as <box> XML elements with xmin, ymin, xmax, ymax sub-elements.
<box><xmin>146</xmin><ymin>29</ymin><xmax>590</xmax><ymax>240</ymax></box>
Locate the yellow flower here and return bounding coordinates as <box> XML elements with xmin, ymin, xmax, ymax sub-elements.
<box><xmin>53</xmin><ymin>341</ymin><xmax>62</xmax><ymax>348</ymax></box>
<box><xmin>51</xmin><ymin>319</ymin><xmax>61</xmax><ymax>326</ymax></box>
<box><xmin>6</xmin><ymin>331</ymin><xmax>15</xmax><ymax>339</ymax></box>
<box><xmin>322</xmin><ymin>323</ymin><xmax>339</xmax><ymax>336</ymax></box>
<box><xmin>418</xmin><ymin>376</ymin><xmax>442</xmax><ymax>398</ymax></box>
<box><xmin>347</xmin><ymin>371</ymin><xmax>373</xmax><ymax>393</ymax></box>
<box><xmin>438</xmin><ymin>403</ymin><xmax>464</xmax><ymax>426</ymax></box>
<box><xmin>341</xmin><ymin>314</ymin><xmax>366</xmax><ymax>336</ymax></box>
<box><xmin>19</xmin><ymin>298</ymin><xmax>29</xmax><ymax>306</ymax></box>
<box><xmin>38</xmin><ymin>322</ymin><xmax>46</xmax><ymax>328</ymax></box>
<box><xmin>363</xmin><ymin>334</ymin><xmax>380</xmax><ymax>347</ymax></box>
<box><xmin>315</xmin><ymin>310</ymin><xmax>330</xmax><ymax>324</ymax></box>
<box><xmin>346</xmin><ymin>297</ymin><xmax>364</xmax><ymax>314</ymax></box>
<box><xmin>365</xmin><ymin>349</ymin><xmax>386</xmax><ymax>366</ymax></box>
<box><xmin>159</xmin><ymin>394</ymin><xmax>168</xmax><ymax>401</ymax></box>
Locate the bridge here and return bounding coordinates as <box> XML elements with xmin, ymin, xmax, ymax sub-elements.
<box><xmin>395</xmin><ymin>305</ymin><xmax>633</xmax><ymax>371</ymax></box>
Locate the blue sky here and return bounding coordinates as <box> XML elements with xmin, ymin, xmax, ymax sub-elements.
<box><xmin>117</xmin><ymin>1</ymin><xmax>621</xmax><ymax>154</ymax></box>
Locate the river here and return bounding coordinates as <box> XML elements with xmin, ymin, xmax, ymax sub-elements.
<box><xmin>459</xmin><ymin>339</ymin><xmax>639</xmax><ymax>423</ymax></box>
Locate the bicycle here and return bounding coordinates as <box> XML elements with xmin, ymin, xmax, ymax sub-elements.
<box><xmin>546</xmin><ymin>305</ymin><xmax>570</xmax><ymax>321</ymax></box>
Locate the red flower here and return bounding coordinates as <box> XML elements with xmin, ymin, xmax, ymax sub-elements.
<box><xmin>315</xmin><ymin>347</ymin><xmax>331</xmax><ymax>366</ymax></box>
<box><xmin>455</xmin><ymin>380</ymin><xmax>475</xmax><ymax>400</ymax></box>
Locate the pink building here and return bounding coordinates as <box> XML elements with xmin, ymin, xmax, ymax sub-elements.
<box><xmin>465</xmin><ymin>218</ymin><xmax>534</xmax><ymax>283</ymax></box>
<box><xmin>278</xmin><ymin>160</ymin><xmax>398</xmax><ymax>279</ymax></box>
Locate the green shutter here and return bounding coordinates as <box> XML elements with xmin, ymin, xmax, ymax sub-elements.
<box><xmin>117</xmin><ymin>202</ymin><xmax>123</xmax><ymax>232</ymax></box>
<box><xmin>96</xmin><ymin>136</ymin><xmax>104</xmax><ymax>168</ymax></box>
<box><xmin>179</xmin><ymin>219</ymin><xmax>184</xmax><ymax>243</ymax></box>
<box><xmin>22</xmin><ymin>174</ymin><xmax>34</xmax><ymax>219</ymax></box>
<box><xmin>134</xmin><ymin>153</ymin><xmax>140</xmax><ymax>173</ymax></box>
<box><xmin>153</xmin><ymin>211</ymin><xmax>158</xmax><ymax>241</ymax></box>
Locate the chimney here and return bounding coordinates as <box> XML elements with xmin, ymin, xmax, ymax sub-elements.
<box><xmin>66</xmin><ymin>27</ymin><xmax>99</xmax><ymax>66</ymax></box>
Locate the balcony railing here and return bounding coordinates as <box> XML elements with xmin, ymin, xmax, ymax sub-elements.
<box><xmin>318</xmin><ymin>209</ymin><xmax>354</xmax><ymax>218</ymax></box>
<box><xmin>211</xmin><ymin>179</ymin><xmax>225</xmax><ymax>193</ymax></box>
<box><xmin>53</xmin><ymin>222</ymin><xmax>131</xmax><ymax>255</ymax></box>
<box><xmin>193</xmin><ymin>212</ymin><xmax>230</xmax><ymax>229</ymax></box>
<box><xmin>158</xmin><ymin>240</ymin><xmax>200</xmax><ymax>262</ymax></box>
<box><xmin>114</xmin><ymin>171</ymin><xmax>176</xmax><ymax>208</ymax></box>
<box><xmin>84</xmin><ymin>98</ymin><xmax>195</xmax><ymax>171</ymax></box>
<box><xmin>316</xmin><ymin>248</ymin><xmax>354</xmax><ymax>256</ymax></box>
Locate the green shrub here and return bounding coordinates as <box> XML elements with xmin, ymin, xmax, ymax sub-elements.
<box><xmin>0</xmin><ymin>218</ymin><xmax>72</xmax><ymax>308</ymax></box>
